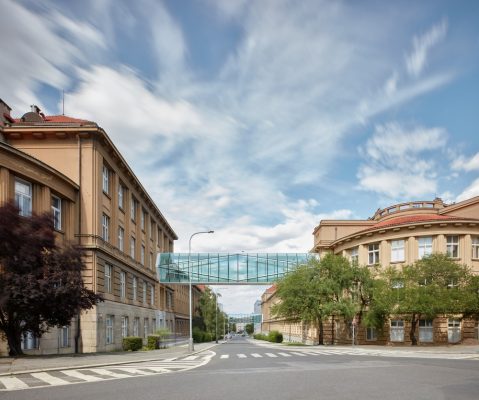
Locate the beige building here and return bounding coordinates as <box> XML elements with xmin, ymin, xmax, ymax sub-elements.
<box><xmin>0</xmin><ymin>100</ymin><xmax>197</xmax><ymax>355</ymax></box>
<box><xmin>262</xmin><ymin>196</ymin><xmax>479</xmax><ymax>345</ymax></box>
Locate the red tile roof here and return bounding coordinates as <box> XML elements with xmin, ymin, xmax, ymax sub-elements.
<box><xmin>361</xmin><ymin>214</ymin><xmax>476</xmax><ymax>233</ymax></box>
<box><xmin>14</xmin><ymin>115</ymin><xmax>94</xmax><ymax>124</ymax></box>
<box><xmin>265</xmin><ymin>284</ymin><xmax>277</xmax><ymax>294</ymax></box>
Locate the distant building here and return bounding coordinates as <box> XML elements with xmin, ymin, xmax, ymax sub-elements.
<box><xmin>254</xmin><ymin>299</ymin><xmax>262</xmax><ymax>314</ymax></box>
<box><xmin>262</xmin><ymin>197</ymin><xmax>479</xmax><ymax>345</ymax></box>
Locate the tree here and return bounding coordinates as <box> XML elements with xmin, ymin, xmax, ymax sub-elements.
<box><xmin>0</xmin><ymin>202</ymin><xmax>103</xmax><ymax>356</ymax></box>
<box><xmin>272</xmin><ymin>254</ymin><xmax>360</xmax><ymax>345</ymax></box>
<box><xmin>366</xmin><ymin>254</ymin><xmax>479</xmax><ymax>345</ymax></box>
<box><xmin>195</xmin><ymin>287</ymin><xmax>225</xmax><ymax>339</ymax></box>
<box><xmin>245</xmin><ymin>323</ymin><xmax>254</xmax><ymax>335</ymax></box>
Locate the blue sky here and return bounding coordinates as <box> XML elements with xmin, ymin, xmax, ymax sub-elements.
<box><xmin>2</xmin><ymin>0</ymin><xmax>479</xmax><ymax>313</ymax></box>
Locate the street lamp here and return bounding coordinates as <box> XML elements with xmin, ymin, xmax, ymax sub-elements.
<box><xmin>188</xmin><ymin>230</ymin><xmax>214</xmax><ymax>352</ymax></box>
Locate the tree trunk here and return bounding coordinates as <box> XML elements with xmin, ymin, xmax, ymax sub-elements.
<box><xmin>317</xmin><ymin>318</ymin><xmax>324</xmax><ymax>345</ymax></box>
<box><xmin>6</xmin><ymin>327</ymin><xmax>23</xmax><ymax>356</ymax></box>
<box><xmin>409</xmin><ymin>313</ymin><xmax>418</xmax><ymax>346</ymax></box>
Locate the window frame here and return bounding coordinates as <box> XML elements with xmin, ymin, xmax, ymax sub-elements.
<box><xmin>130</xmin><ymin>196</ymin><xmax>137</xmax><ymax>223</ymax></box>
<box><xmin>132</xmin><ymin>276</ymin><xmax>138</xmax><ymax>301</ymax></box>
<box><xmin>366</xmin><ymin>327</ymin><xmax>377</xmax><ymax>341</ymax></box>
<box><xmin>143</xmin><ymin>281</ymin><xmax>147</xmax><ymax>304</ymax></box>
<box><xmin>60</xmin><ymin>325</ymin><xmax>70</xmax><ymax>348</ymax></box>
<box><xmin>472</xmin><ymin>236</ymin><xmax>479</xmax><ymax>259</ymax></box>
<box><xmin>121</xmin><ymin>316</ymin><xmax>129</xmax><ymax>338</ymax></box>
<box><xmin>102</xmin><ymin>213</ymin><xmax>110</xmax><ymax>242</ymax></box>
<box><xmin>133</xmin><ymin>317</ymin><xmax>140</xmax><ymax>337</ymax></box>
<box><xmin>390</xmin><ymin>319</ymin><xmax>405</xmax><ymax>342</ymax></box>
<box><xmin>141</xmin><ymin>245</ymin><xmax>145</xmax><ymax>265</ymax></box>
<box><xmin>446</xmin><ymin>235</ymin><xmax>459</xmax><ymax>258</ymax></box>
<box><xmin>106</xmin><ymin>315</ymin><xmax>114</xmax><ymax>345</ymax></box>
<box><xmin>105</xmin><ymin>264</ymin><xmax>112</xmax><ymax>293</ymax></box>
<box><xmin>390</xmin><ymin>239</ymin><xmax>405</xmax><ymax>263</ymax></box>
<box><xmin>51</xmin><ymin>195</ymin><xmax>62</xmax><ymax>231</ymax></box>
<box><xmin>418</xmin><ymin>236</ymin><xmax>433</xmax><ymax>259</ymax></box>
<box><xmin>118</xmin><ymin>226</ymin><xmax>124</xmax><ymax>251</ymax></box>
<box><xmin>130</xmin><ymin>236</ymin><xmax>136</xmax><ymax>259</ymax></box>
<box><xmin>144</xmin><ymin>318</ymin><xmax>149</xmax><ymax>338</ymax></box>
<box><xmin>102</xmin><ymin>164</ymin><xmax>110</xmax><ymax>195</ymax></box>
<box><xmin>349</xmin><ymin>247</ymin><xmax>359</xmax><ymax>265</ymax></box>
<box><xmin>448</xmin><ymin>318</ymin><xmax>461</xmax><ymax>343</ymax></box>
<box><xmin>368</xmin><ymin>243</ymin><xmax>380</xmax><ymax>265</ymax></box>
<box><xmin>418</xmin><ymin>319</ymin><xmax>433</xmax><ymax>343</ymax></box>
<box><xmin>118</xmin><ymin>184</ymin><xmax>125</xmax><ymax>210</ymax></box>
<box><xmin>15</xmin><ymin>178</ymin><xmax>32</xmax><ymax>217</ymax></box>
<box><xmin>120</xmin><ymin>271</ymin><xmax>126</xmax><ymax>299</ymax></box>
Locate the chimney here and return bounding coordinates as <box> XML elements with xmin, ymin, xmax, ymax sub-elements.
<box><xmin>31</xmin><ymin>104</ymin><xmax>41</xmax><ymax>114</ymax></box>
<box><xmin>1</xmin><ymin>99</ymin><xmax>14</xmax><ymax>141</ymax></box>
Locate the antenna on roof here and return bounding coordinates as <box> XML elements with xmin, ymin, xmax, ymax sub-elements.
<box><xmin>62</xmin><ymin>90</ymin><xmax>65</xmax><ymax>115</ymax></box>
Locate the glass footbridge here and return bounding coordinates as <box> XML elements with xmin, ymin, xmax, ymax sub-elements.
<box><xmin>157</xmin><ymin>253</ymin><xmax>316</xmax><ymax>284</ymax></box>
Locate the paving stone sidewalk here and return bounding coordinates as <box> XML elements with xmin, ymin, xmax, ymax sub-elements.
<box><xmin>0</xmin><ymin>342</ymin><xmax>218</xmax><ymax>376</ymax></box>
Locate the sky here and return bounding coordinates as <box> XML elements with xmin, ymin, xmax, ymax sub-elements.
<box><xmin>1</xmin><ymin>0</ymin><xmax>479</xmax><ymax>314</ymax></box>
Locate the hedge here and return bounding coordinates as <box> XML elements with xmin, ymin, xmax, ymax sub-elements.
<box><xmin>253</xmin><ymin>331</ymin><xmax>283</xmax><ymax>343</ymax></box>
<box><xmin>147</xmin><ymin>335</ymin><xmax>161</xmax><ymax>350</ymax></box>
<box><xmin>122</xmin><ymin>336</ymin><xmax>143</xmax><ymax>351</ymax></box>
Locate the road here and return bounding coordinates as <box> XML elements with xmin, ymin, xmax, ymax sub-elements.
<box><xmin>2</xmin><ymin>336</ymin><xmax>478</xmax><ymax>399</ymax></box>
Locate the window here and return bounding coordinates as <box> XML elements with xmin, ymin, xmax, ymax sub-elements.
<box><xmin>446</xmin><ymin>235</ymin><xmax>459</xmax><ymax>258</ymax></box>
<box><xmin>130</xmin><ymin>237</ymin><xmax>136</xmax><ymax>259</ymax></box>
<box><xmin>349</xmin><ymin>247</ymin><xmax>359</xmax><ymax>265</ymax></box>
<box><xmin>150</xmin><ymin>285</ymin><xmax>155</xmax><ymax>306</ymax></box>
<box><xmin>21</xmin><ymin>331</ymin><xmax>39</xmax><ymax>350</ymax></box>
<box><xmin>133</xmin><ymin>317</ymin><xmax>140</xmax><ymax>337</ymax></box>
<box><xmin>366</xmin><ymin>327</ymin><xmax>377</xmax><ymax>341</ymax></box>
<box><xmin>157</xmin><ymin>228</ymin><xmax>162</xmax><ymax>247</ymax></box>
<box><xmin>144</xmin><ymin>318</ymin><xmax>149</xmax><ymax>338</ymax></box>
<box><xmin>118</xmin><ymin>184</ymin><xmax>125</xmax><ymax>209</ymax></box>
<box><xmin>106</xmin><ymin>315</ymin><xmax>114</xmax><ymax>344</ymax></box>
<box><xmin>472</xmin><ymin>237</ymin><xmax>479</xmax><ymax>259</ymax></box>
<box><xmin>448</xmin><ymin>319</ymin><xmax>461</xmax><ymax>343</ymax></box>
<box><xmin>141</xmin><ymin>210</ymin><xmax>146</xmax><ymax>231</ymax></box>
<box><xmin>102</xmin><ymin>165</ymin><xmax>110</xmax><ymax>194</ymax></box>
<box><xmin>60</xmin><ymin>326</ymin><xmax>70</xmax><ymax>347</ymax></box>
<box><xmin>150</xmin><ymin>219</ymin><xmax>154</xmax><ymax>239</ymax></box>
<box><xmin>152</xmin><ymin>318</ymin><xmax>156</xmax><ymax>332</ymax></box>
<box><xmin>15</xmin><ymin>178</ymin><xmax>32</xmax><ymax>216</ymax></box>
<box><xmin>150</xmin><ymin>252</ymin><xmax>154</xmax><ymax>269</ymax></box>
<box><xmin>141</xmin><ymin>245</ymin><xmax>145</xmax><ymax>265</ymax></box>
<box><xmin>419</xmin><ymin>319</ymin><xmax>433</xmax><ymax>343</ymax></box>
<box><xmin>166</xmin><ymin>290</ymin><xmax>173</xmax><ymax>309</ymax></box>
<box><xmin>391</xmin><ymin>240</ymin><xmax>405</xmax><ymax>262</ymax></box>
<box><xmin>105</xmin><ymin>264</ymin><xmax>112</xmax><ymax>293</ymax></box>
<box><xmin>118</xmin><ymin>227</ymin><xmax>124</xmax><ymax>251</ymax></box>
<box><xmin>132</xmin><ymin>276</ymin><xmax>137</xmax><ymax>301</ymax></box>
<box><xmin>131</xmin><ymin>196</ymin><xmax>137</xmax><ymax>222</ymax></box>
<box><xmin>368</xmin><ymin>243</ymin><xmax>379</xmax><ymax>265</ymax></box>
<box><xmin>51</xmin><ymin>195</ymin><xmax>62</xmax><ymax>230</ymax></box>
<box><xmin>121</xmin><ymin>316</ymin><xmax>129</xmax><ymax>338</ymax></box>
<box><xmin>390</xmin><ymin>320</ymin><xmax>404</xmax><ymax>342</ymax></box>
<box><xmin>418</xmin><ymin>236</ymin><xmax>433</xmax><ymax>259</ymax></box>
<box><xmin>143</xmin><ymin>281</ymin><xmax>147</xmax><ymax>303</ymax></box>
<box><xmin>102</xmin><ymin>214</ymin><xmax>110</xmax><ymax>242</ymax></box>
<box><xmin>120</xmin><ymin>271</ymin><xmax>126</xmax><ymax>299</ymax></box>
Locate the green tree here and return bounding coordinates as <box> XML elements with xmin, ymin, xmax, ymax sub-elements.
<box><xmin>0</xmin><ymin>202</ymin><xmax>103</xmax><ymax>356</ymax></box>
<box><xmin>272</xmin><ymin>254</ymin><xmax>359</xmax><ymax>345</ymax></box>
<box><xmin>245</xmin><ymin>323</ymin><xmax>254</xmax><ymax>335</ymax></box>
<box><xmin>196</xmin><ymin>287</ymin><xmax>224</xmax><ymax>339</ymax></box>
<box><xmin>366</xmin><ymin>254</ymin><xmax>479</xmax><ymax>345</ymax></box>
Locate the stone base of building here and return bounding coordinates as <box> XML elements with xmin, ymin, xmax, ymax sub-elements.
<box><xmin>262</xmin><ymin>315</ymin><xmax>479</xmax><ymax>346</ymax></box>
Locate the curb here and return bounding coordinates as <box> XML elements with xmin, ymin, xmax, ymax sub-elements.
<box><xmin>0</xmin><ymin>343</ymin><xmax>219</xmax><ymax>377</ymax></box>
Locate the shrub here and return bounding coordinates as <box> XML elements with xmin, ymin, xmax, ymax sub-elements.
<box><xmin>268</xmin><ymin>330</ymin><xmax>283</xmax><ymax>343</ymax></box>
<box><xmin>203</xmin><ymin>332</ymin><xmax>212</xmax><ymax>342</ymax></box>
<box><xmin>253</xmin><ymin>333</ymin><xmax>267</xmax><ymax>341</ymax></box>
<box><xmin>192</xmin><ymin>327</ymin><xmax>204</xmax><ymax>343</ymax></box>
<box><xmin>122</xmin><ymin>336</ymin><xmax>143</xmax><ymax>351</ymax></box>
<box><xmin>147</xmin><ymin>335</ymin><xmax>161</xmax><ymax>350</ymax></box>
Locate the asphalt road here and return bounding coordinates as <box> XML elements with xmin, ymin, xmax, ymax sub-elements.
<box><xmin>3</xmin><ymin>336</ymin><xmax>479</xmax><ymax>400</ymax></box>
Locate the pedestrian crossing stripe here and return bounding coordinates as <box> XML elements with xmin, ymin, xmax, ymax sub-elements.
<box><xmin>0</xmin><ymin>351</ymin><xmax>216</xmax><ymax>392</ymax></box>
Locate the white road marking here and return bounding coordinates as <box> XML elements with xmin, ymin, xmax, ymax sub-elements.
<box><xmin>112</xmin><ymin>367</ymin><xmax>155</xmax><ymax>375</ymax></box>
<box><xmin>0</xmin><ymin>376</ymin><xmax>29</xmax><ymax>390</ymax></box>
<box><xmin>220</xmin><ymin>354</ymin><xmax>229</xmax><ymax>359</ymax></box>
<box><xmin>62</xmin><ymin>370</ymin><xmax>104</xmax><ymax>382</ymax></box>
<box><xmin>89</xmin><ymin>369</ymin><xmax>132</xmax><ymax>379</ymax></box>
<box><xmin>31</xmin><ymin>372</ymin><xmax>69</xmax><ymax>385</ymax></box>
<box><xmin>237</xmin><ymin>354</ymin><xmax>247</xmax><ymax>358</ymax></box>
<box><xmin>289</xmin><ymin>352</ymin><xmax>307</xmax><ymax>356</ymax></box>
<box><xmin>251</xmin><ymin>353</ymin><xmax>262</xmax><ymax>358</ymax></box>
<box><xmin>278</xmin><ymin>352</ymin><xmax>292</xmax><ymax>357</ymax></box>
<box><xmin>183</xmin><ymin>356</ymin><xmax>198</xmax><ymax>361</ymax></box>
<box><xmin>265</xmin><ymin>353</ymin><xmax>278</xmax><ymax>358</ymax></box>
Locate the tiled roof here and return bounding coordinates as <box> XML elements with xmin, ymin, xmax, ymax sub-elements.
<box><xmin>14</xmin><ymin>115</ymin><xmax>94</xmax><ymax>124</ymax></box>
<box><xmin>361</xmin><ymin>214</ymin><xmax>476</xmax><ymax>233</ymax></box>
<box><xmin>265</xmin><ymin>284</ymin><xmax>277</xmax><ymax>294</ymax></box>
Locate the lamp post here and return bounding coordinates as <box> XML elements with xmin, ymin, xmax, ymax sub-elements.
<box><xmin>188</xmin><ymin>230</ymin><xmax>214</xmax><ymax>352</ymax></box>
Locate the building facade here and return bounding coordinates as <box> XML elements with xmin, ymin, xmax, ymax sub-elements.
<box><xmin>0</xmin><ymin>100</ymin><xmax>197</xmax><ymax>355</ymax></box>
<box><xmin>262</xmin><ymin>196</ymin><xmax>479</xmax><ymax>345</ymax></box>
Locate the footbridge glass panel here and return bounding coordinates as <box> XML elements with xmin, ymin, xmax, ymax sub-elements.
<box><xmin>157</xmin><ymin>253</ymin><xmax>315</xmax><ymax>284</ymax></box>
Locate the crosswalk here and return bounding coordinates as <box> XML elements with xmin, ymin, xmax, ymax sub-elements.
<box><xmin>216</xmin><ymin>349</ymin><xmax>479</xmax><ymax>360</ymax></box>
<box><xmin>0</xmin><ymin>352</ymin><xmax>215</xmax><ymax>392</ymax></box>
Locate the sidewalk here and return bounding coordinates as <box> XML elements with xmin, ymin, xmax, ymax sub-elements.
<box><xmin>249</xmin><ymin>338</ymin><xmax>479</xmax><ymax>355</ymax></box>
<box><xmin>0</xmin><ymin>342</ymin><xmax>218</xmax><ymax>376</ymax></box>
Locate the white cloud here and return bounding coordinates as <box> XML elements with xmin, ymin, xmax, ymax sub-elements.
<box><xmin>406</xmin><ymin>19</ymin><xmax>448</xmax><ymax>77</ymax></box>
<box><xmin>357</xmin><ymin>123</ymin><xmax>448</xmax><ymax>198</ymax></box>
<box><xmin>452</xmin><ymin>152</ymin><xmax>479</xmax><ymax>171</ymax></box>
<box><xmin>456</xmin><ymin>178</ymin><xmax>479</xmax><ymax>202</ymax></box>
